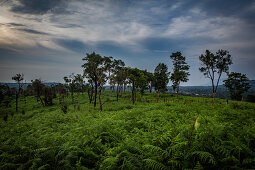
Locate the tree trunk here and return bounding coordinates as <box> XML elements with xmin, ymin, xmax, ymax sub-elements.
<box><xmin>120</xmin><ymin>84</ymin><xmax>123</xmax><ymax>97</ymax></box>
<box><xmin>150</xmin><ymin>83</ymin><xmax>152</xmax><ymax>93</ymax></box>
<box><xmin>117</xmin><ymin>84</ymin><xmax>119</xmax><ymax>101</ymax></box>
<box><xmin>210</xmin><ymin>78</ymin><xmax>216</xmax><ymax>103</ymax></box>
<box><xmin>132</xmin><ymin>81</ymin><xmax>135</xmax><ymax>104</ymax></box>
<box><xmin>99</xmin><ymin>86</ymin><xmax>102</xmax><ymax>111</ymax></box>
<box><xmin>94</xmin><ymin>81</ymin><xmax>97</xmax><ymax>108</ymax></box>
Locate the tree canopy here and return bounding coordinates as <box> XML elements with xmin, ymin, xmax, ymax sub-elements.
<box><xmin>199</xmin><ymin>49</ymin><xmax>232</xmax><ymax>100</ymax></box>
<box><xmin>224</xmin><ymin>72</ymin><xmax>250</xmax><ymax>101</ymax></box>
<box><xmin>170</xmin><ymin>51</ymin><xmax>190</xmax><ymax>99</ymax></box>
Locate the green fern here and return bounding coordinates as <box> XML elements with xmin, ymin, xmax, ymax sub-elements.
<box><xmin>193</xmin><ymin>161</ymin><xmax>203</xmax><ymax>170</ymax></box>
<box><xmin>189</xmin><ymin>151</ymin><xmax>216</xmax><ymax>165</ymax></box>
<box><xmin>143</xmin><ymin>158</ymin><xmax>167</xmax><ymax>170</ymax></box>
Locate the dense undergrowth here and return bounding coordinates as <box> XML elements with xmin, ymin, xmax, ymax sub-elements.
<box><xmin>0</xmin><ymin>92</ymin><xmax>255</xmax><ymax>169</ymax></box>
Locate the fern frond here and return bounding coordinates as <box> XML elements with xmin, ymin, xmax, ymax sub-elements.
<box><xmin>143</xmin><ymin>158</ymin><xmax>167</xmax><ymax>170</ymax></box>
<box><xmin>193</xmin><ymin>161</ymin><xmax>203</xmax><ymax>170</ymax></box>
<box><xmin>190</xmin><ymin>151</ymin><xmax>216</xmax><ymax>165</ymax></box>
<box><xmin>143</xmin><ymin>145</ymin><xmax>165</xmax><ymax>155</ymax></box>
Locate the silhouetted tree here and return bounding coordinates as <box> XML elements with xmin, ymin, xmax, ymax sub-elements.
<box><xmin>55</xmin><ymin>83</ymin><xmax>67</xmax><ymax>104</ymax></box>
<box><xmin>64</xmin><ymin>73</ymin><xmax>78</xmax><ymax>104</ymax></box>
<box><xmin>12</xmin><ymin>73</ymin><xmax>24</xmax><ymax>112</ymax></box>
<box><xmin>224</xmin><ymin>72</ymin><xmax>250</xmax><ymax>101</ymax></box>
<box><xmin>199</xmin><ymin>49</ymin><xmax>232</xmax><ymax>101</ymax></box>
<box><xmin>42</xmin><ymin>86</ymin><xmax>54</xmax><ymax>106</ymax></box>
<box><xmin>154</xmin><ymin>63</ymin><xmax>169</xmax><ymax>97</ymax></box>
<box><xmin>31</xmin><ymin>79</ymin><xmax>45</xmax><ymax>105</ymax></box>
<box><xmin>170</xmin><ymin>51</ymin><xmax>190</xmax><ymax>101</ymax></box>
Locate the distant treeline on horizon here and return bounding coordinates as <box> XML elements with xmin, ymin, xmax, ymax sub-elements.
<box><xmin>1</xmin><ymin>80</ymin><xmax>255</xmax><ymax>99</ymax></box>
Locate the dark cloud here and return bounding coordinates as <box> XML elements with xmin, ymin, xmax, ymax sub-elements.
<box><xmin>53</xmin><ymin>24</ymin><xmax>82</xmax><ymax>28</ymax></box>
<box><xmin>11</xmin><ymin>0</ymin><xmax>67</xmax><ymax>14</ymax></box>
<box><xmin>55</xmin><ymin>39</ymin><xmax>87</xmax><ymax>53</ymax></box>
<box><xmin>0</xmin><ymin>22</ymin><xmax>25</xmax><ymax>27</ymax></box>
<box><xmin>18</xmin><ymin>28</ymin><xmax>50</xmax><ymax>35</ymax></box>
<box><xmin>8</xmin><ymin>23</ymin><xmax>25</xmax><ymax>26</ymax></box>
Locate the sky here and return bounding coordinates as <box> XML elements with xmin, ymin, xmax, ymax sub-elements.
<box><xmin>0</xmin><ymin>0</ymin><xmax>255</xmax><ymax>86</ymax></box>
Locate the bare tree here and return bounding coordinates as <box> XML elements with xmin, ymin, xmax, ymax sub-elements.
<box><xmin>12</xmin><ymin>73</ymin><xmax>24</xmax><ymax>112</ymax></box>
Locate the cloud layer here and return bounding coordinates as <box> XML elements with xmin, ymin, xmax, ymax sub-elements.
<box><xmin>0</xmin><ymin>0</ymin><xmax>255</xmax><ymax>85</ymax></box>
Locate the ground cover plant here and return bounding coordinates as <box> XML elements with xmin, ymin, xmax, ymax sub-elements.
<box><xmin>0</xmin><ymin>91</ymin><xmax>255</xmax><ymax>169</ymax></box>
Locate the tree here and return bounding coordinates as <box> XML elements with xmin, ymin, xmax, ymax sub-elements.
<box><xmin>137</xmin><ymin>70</ymin><xmax>149</xmax><ymax>95</ymax></box>
<box><xmin>64</xmin><ymin>73</ymin><xmax>76</xmax><ymax>104</ymax></box>
<box><xmin>12</xmin><ymin>73</ymin><xmax>24</xmax><ymax>112</ymax></box>
<box><xmin>170</xmin><ymin>51</ymin><xmax>190</xmax><ymax>101</ymax></box>
<box><xmin>154</xmin><ymin>63</ymin><xmax>169</xmax><ymax>96</ymax></box>
<box><xmin>82</xmin><ymin>52</ymin><xmax>103</xmax><ymax>108</ymax></box>
<box><xmin>103</xmin><ymin>56</ymin><xmax>113</xmax><ymax>85</ymax></box>
<box><xmin>97</xmin><ymin>66</ymin><xmax>107</xmax><ymax>111</ymax></box>
<box><xmin>146</xmin><ymin>72</ymin><xmax>154</xmax><ymax>93</ymax></box>
<box><xmin>74</xmin><ymin>74</ymin><xmax>85</xmax><ymax>94</ymax></box>
<box><xmin>112</xmin><ymin>59</ymin><xmax>125</xmax><ymax>101</ymax></box>
<box><xmin>42</xmin><ymin>86</ymin><xmax>55</xmax><ymax>106</ymax></box>
<box><xmin>31</xmin><ymin>79</ymin><xmax>44</xmax><ymax>105</ymax></box>
<box><xmin>55</xmin><ymin>83</ymin><xmax>67</xmax><ymax>104</ymax></box>
<box><xmin>127</xmin><ymin>68</ymin><xmax>141</xmax><ymax>104</ymax></box>
<box><xmin>224</xmin><ymin>72</ymin><xmax>250</xmax><ymax>101</ymax></box>
<box><xmin>199</xmin><ymin>49</ymin><xmax>232</xmax><ymax>101</ymax></box>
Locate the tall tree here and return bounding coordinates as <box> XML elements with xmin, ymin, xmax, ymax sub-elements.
<box><xmin>97</xmin><ymin>66</ymin><xmax>107</xmax><ymax>111</ymax></box>
<box><xmin>74</xmin><ymin>74</ymin><xmax>85</xmax><ymax>94</ymax></box>
<box><xmin>31</xmin><ymin>79</ymin><xmax>44</xmax><ymax>105</ymax></box>
<box><xmin>64</xmin><ymin>73</ymin><xmax>83</xmax><ymax>104</ymax></box>
<box><xmin>170</xmin><ymin>51</ymin><xmax>190</xmax><ymax>101</ymax></box>
<box><xmin>199</xmin><ymin>49</ymin><xmax>232</xmax><ymax>101</ymax></box>
<box><xmin>127</xmin><ymin>68</ymin><xmax>141</xmax><ymax>104</ymax></box>
<box><xmin>82</xmin><ymin>52</ymin><xmax>104</xmax><ymax>108</ymax></box>
<box><xmin>112</xmin><ymin>59</ymin><xmax>125</xmax><ymax>101</ymax></box>
<box><xmin>137</xmin><ymin>70</ymin><xmax>149</xmax><ymax>95</ymax></box>
<box><xmin>154</xmin><ymin>63</ymin><xmax>169</xmax><ymax>97</ymax></box>
<box><xmin>12</xmin><ymin>73</ymin><xmax>24</xmax><ymax>112</ymax></box>
<box><xmin>146</xmin><ymin>72</ymin><xmax>154</xmax><ymax>93</ymax></box>
<box><xmin>224</xmin><ymin>72</ymin><xmax>250</xmax><ymax>101</ymax></box>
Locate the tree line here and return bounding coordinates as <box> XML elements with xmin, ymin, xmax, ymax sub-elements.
<box><xmin>0</xmin><ymin>49</ymin><xmax>252</xmax><ymax>112</ymax></box>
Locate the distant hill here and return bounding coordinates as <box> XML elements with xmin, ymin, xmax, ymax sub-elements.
<box><xmin>0</xmin><ymin>82</ymin><xmax>58</xmax><ymax>89</ymax></box>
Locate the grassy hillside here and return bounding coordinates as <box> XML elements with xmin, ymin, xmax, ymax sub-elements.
<box><xmin>0</xmin><ymin>92</ymin><xmax>255</xmax><ymax>169</ymax></box>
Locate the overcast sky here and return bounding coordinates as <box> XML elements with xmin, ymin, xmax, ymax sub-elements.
<box><xmin>0</xmin><ymin>0</ymin><xmax>255</xmax><ymax>85</ymax></box>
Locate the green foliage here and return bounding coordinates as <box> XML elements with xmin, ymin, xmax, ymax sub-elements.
<box><xmin>0</xmin><ymin>91</ymin><xmax>255</xmax><ymax>169</ymax></box>
<box><xmin>224</xmin><ymin>72</ymin><xmax>250</xmax><ymax>101</ymax></box>
<box><xmin>170</xmin><ymin>51</ymin><xmax>190</xmax><ymax>95</ymax></box>
<box><xmin>199</xmin><ymin>49</ymin><xmax>232</xmax><ymax>99</ymax></box>
<box><xmin>154</xmin><ymin>63</ymin><xmax>169</xmax><ymax>93</ymax></box>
